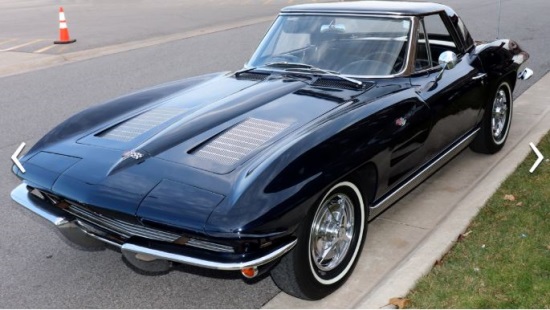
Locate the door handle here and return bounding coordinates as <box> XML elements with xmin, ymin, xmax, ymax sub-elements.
<box><xmin>472</xmin><ymin>73</ymin><xmax>487</xmax><ymax>81</ymax></box>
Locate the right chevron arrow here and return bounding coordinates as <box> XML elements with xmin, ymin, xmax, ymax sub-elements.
<box><xmin>529</xmin><ymin>142</ymin><xmax>544</xmax><ymax>173</ymax></box>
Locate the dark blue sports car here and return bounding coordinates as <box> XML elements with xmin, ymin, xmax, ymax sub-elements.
<box><xmin>11</xmin><ymin>1</ymin><xmax>531</xmax><ymax>300</ymax></box>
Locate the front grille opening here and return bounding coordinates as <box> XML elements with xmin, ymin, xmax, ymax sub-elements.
<box><xmin>30</xmin><ymin>187</ymin><xmax>235</xmax><ymax>253</ymax></box>
<box><xmin>186</xmin><ymin>239</ymin><xmax>234</xmax><ymax>253</ymax></box>
<box><xmin>66</xmin><ymin>204</ymin><xmax>181</xmax><ymax>243</ymax></box>
<box><xmin>28</xmin><ymin>187</ymin><xmax>45</xmax><ymax>200</ymax></box>
<box><xmin>32</xmin><ymin>188</ymin><xmax>235</xmax><ymax>253</ymax></box>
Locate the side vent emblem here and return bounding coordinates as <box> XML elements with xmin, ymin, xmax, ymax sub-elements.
<box><xmin>395</xmin><ymin>117</ymin><xmax>407</xmax><ymax>127</ymax></box>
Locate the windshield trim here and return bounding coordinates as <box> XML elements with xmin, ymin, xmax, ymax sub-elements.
<box><xmin>244</xmin><ymin>13</ymin><xmax>415</xmax><ymax>79</ymax></box>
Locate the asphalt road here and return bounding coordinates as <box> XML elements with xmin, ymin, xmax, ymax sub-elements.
<box><xmin>0</xmin><ymin>0</ymin><xmax>317</xmax><ymax>53</ymax></box>
<box><xmin>0</xmin><ymin>21</ymin><xmax>279</xmax><ymax>310</ymax></box>
<box><xmin>0</xmin><ymin>0</ymin><xmax>549</xmax><ymax>308</ymax></box>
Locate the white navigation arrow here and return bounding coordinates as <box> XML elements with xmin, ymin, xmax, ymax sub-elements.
<box><xmin>529</xmin><ymin>142</ymin><xmax>544</xmax><ymax>173</ymax></box>
<box><xmin>11</xmin><ymin>142</ymin><xmax>26</xmax><ymax>173</ymax></box>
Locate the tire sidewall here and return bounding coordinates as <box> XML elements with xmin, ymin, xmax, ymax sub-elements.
<box><xmin>307</xmin><ymin>181</ymin><xmax>365</xmax><ymax>285</ymax></box>
<box><xmin>491</xmin><ymin>81</ymin><xmax>513</xmax><ymax>146</ymax></box>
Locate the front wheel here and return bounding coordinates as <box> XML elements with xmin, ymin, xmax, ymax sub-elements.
<box><xmin>270</xmin><ymin>181</ymin><xmax>367</xmax><ymax>300</ymax></box>
<box><xmin>470</xmin><ymin>81</ymin><xmax>513</xmax><ymax>154</ymax></box>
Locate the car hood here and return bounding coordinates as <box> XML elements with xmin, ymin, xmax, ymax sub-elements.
<box><xmin>17</xmin><ymin>72</ymin><xmax>372</xmax><ymax>231</ymax></box>
<box><xmin>74</xmin><ymin>72</ymin><xmax>370</xmax><ymax>174</ymax></box>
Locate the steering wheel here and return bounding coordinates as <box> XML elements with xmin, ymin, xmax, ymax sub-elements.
<box><xmin>339</xmin><ymin>59</ymin><xmax>394</xmax><ymax>76</ymax></box>
<box><xmin>366</xmin><ymin>52</ymin><xmax>405</xmax><ymax>74</ymax></box>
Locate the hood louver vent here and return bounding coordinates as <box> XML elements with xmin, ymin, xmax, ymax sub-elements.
<box><xmin>193</xmin><ymin>118</ymin><xmax>290</xmax><ymax>165</ymax></box>
<box><xmin>235</xmin><ymin>72</ymin><xmax>270</xmax><ymax>81</ymax></box>
<box><xmin>99</xmin><ymin>107</ymin><xmax>184</xmax><ymax>142</ymax></box>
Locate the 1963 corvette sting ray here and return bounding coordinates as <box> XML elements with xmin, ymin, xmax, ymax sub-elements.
<box><xmin>11</xmin><ymin>1</ymin><xmax>531</xmax><ymax>300</ymax></box>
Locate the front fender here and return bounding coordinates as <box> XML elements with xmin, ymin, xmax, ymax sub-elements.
<box><xmin>204</xmin><ymin>86</ymin><xmax>431</xmax><ymax>237</ymax></box>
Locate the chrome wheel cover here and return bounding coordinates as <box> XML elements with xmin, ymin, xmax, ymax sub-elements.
<box><xmin>492</xmin><ymin>88</ymin><xmax>509</xmax><ymax>143</ymax></box>
<box><xmin>310</xmin><ymin>193</ymin><xmax>355</xmax><ymax>272</ymax></box>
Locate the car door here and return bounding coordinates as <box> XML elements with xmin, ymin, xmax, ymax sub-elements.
<box><xmin>411</xmin><ymin>13</ymin><xmax>487</xmax><ymax>161</ymax></box>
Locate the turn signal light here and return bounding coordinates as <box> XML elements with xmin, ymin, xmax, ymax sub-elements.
<box><xmin>241</xmin><ymin>267</ymin><xmax>258</xmax><ymax>278</ymax></box>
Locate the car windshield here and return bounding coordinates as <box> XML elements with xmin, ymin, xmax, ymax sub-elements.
<box><xmin>247</xmin><ymin>15</ymin><xmax>412</xmax><ymax>77</ymax></box>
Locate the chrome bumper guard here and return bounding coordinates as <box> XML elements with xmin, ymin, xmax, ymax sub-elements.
<box><xmin>10</xmin><ymin>183</ymin><xmax>296</xmax><ymax>270</ymax></box>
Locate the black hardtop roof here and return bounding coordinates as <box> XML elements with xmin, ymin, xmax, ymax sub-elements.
<box><xmin>281</xmin><ymin>1</ymin><xmax>455</xmax><ymax>16</ymax></box>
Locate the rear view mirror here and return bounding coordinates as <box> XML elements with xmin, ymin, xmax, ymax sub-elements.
<box><xmin>320</xmin><ymin>24</ymin><xmax>346</xmax><ymax>33</ymax></box>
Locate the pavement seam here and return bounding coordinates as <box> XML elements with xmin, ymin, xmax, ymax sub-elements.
<box><xmin>375</xmin><ymin>217</ymin><xmax>430</xmax><ymax>231</ymax></box>
<box><xmin>352</xmin><ymin>72</ymin><xmax>550</xmax><ymax>308</ymax></box>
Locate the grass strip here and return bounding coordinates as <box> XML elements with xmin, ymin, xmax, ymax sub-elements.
<box><xmin>408</xmin><ymin>132</ymin><xmax>550</xmax><ymax>308</ymax></box>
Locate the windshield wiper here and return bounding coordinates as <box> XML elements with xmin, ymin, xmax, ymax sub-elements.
<box><xmin>264</xmin><ymin>62</ymin><xmax>363</xmax><ymax>87</ymax></box>
<box><xmin>291</xmin><ymin>67</ymin><xmax>364</xmax><ymax>87</ymax></box>
<box><xmin>263</xmin><ymin>61</ymin><xmax>315</xmax><ymax>69</ymax></box>
<box><xmin>234</xmin><ymin>67</ymin><xmax>256</xmax><ymax>76</ymax></box>
<box><xmin>234</xmin><ymin>62</ymin><xmax>308</xmax><ymax>76</ymax></box>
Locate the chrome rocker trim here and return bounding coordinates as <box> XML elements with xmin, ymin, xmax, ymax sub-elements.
<box><xmin>369</xmin><ymin>128</ymin><xmax>480</xmax><ymax>219</ymax></box>
<box><xmin>10</xmin><ymin>183</ymin><xmax>297</xmax><ymax>270</ymax></box>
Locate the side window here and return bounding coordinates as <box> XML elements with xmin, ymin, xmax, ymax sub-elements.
<box><xmin>455</xmin><ymin>17</ymin><xmax>474</xmax><ymax>50</ymax></box>
<box><xmin>415</xmin><ymin>19</ymin><xmax>432</xmax><ymax>71</ymax></box>
<box><xmin>422</xmin><ymin>13</ymin><xmax>459</xmax><ymax>62</ymax></box>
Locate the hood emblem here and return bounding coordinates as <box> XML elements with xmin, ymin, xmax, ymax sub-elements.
<box><xmin>122</xmin><ymin>150</ymin><xmax>144</xmax><ymax>160</ymax></box>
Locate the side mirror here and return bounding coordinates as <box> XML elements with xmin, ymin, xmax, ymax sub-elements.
<box><xmin>438</xmin><ymin>51</ymin><xmax>458</xmax><ymax>70</ymax></box>
<box><xmin>435</xmin><ymin>51</ymin><xmax>458</xmax><ymax>82</ymax></box>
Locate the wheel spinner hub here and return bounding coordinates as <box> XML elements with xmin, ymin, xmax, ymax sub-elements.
<box><xmin>310</xmin><ymin>194</ymin><xmax>355</xmax><ymax>272</ymax></box>
<box><xmin>492</xmin><ymin>89</ymin><xmax>508</xmax><ymax>141</ymax></box>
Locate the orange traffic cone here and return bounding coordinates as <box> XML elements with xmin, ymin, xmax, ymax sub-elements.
<box><xmin>54</xmin><ymin>7</ymin><xmax>76</xmax><ymax>44</ymax></box>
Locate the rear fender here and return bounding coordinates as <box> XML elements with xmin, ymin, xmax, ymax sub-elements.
<box><xmin>475</xmin><ymin>39</ymin><xmax>529</xmax><ymax>85</ymax></box>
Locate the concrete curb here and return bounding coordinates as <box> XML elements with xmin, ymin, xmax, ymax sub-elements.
<box><xmin>354</xmin><ymin>72</ymin><xmax>550</xmax><ymax>308</ymax></box>
<box><xmin>0</xmin><ymin>16</ymin><xmax>273</xmax><ymax>79</ymax></box>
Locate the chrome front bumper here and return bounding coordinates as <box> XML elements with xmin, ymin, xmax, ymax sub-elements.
<box><xmin>10</xmin><ymin>183</ymin><xmax>296</xmax><ymax>271</ymax></box>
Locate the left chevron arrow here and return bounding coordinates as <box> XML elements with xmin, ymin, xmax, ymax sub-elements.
<box><xmin>11</xmin><ymin>142</ymin><xmax>26</xmax><ymax>173</ymax></box>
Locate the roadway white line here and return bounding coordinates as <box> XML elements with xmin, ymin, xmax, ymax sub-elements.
<box><xmin>33</xmin><ymin>44</ymin><xmax>57</xmax><ymax>54</ymax></box>
<box><xmin>0</xmin><ymin>38</ymin><xmax>16</xmax><ymax>46</ymax></box>
<box><xmin>0</xmin><ymin>39</ymin><xmax>46</xmax><ymax>52</ymax></box>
